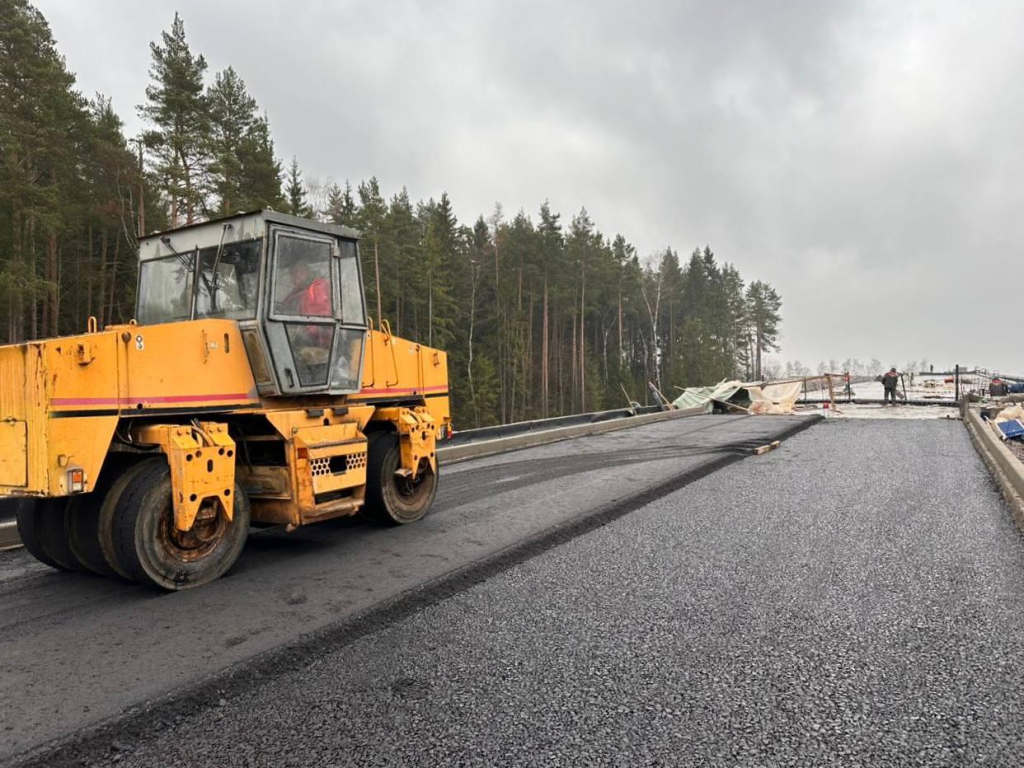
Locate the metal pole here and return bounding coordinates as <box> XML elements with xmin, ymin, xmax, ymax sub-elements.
<box><xmin>955</xmin><ymin>364</ymin><xmax>960</xmax><ymax>403</ymax></box>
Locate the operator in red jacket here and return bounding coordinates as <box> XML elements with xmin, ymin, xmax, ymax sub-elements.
<box><xmin>282</xmin><ymin>260</ymin><xmax>331</xmax><ymax>317</ymax></box>
<box><xmin>280</xmin><ymin>260</ymin><xmax>333</xmax><ymax>378</ymax></box>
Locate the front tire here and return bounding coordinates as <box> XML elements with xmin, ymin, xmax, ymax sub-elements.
<box><xmin>99</xmin><ymin>459</ymin><xmax>156</xmax><ymax>580</ymax></box>
<box><xmin>363</xmin><ymin>434</ymin><xmax>437</xmax><ymax>525</ymax></box>
<box><xmin>110</xmin><ymin>459</ymin><xmax>250</xmax><ymax>591</ymax></box>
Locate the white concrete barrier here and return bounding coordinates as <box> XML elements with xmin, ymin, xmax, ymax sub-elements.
<box><xmin>964</xmin><ymin>404</ymin><xmax>1024</xmax><ymax>528</ymax></box>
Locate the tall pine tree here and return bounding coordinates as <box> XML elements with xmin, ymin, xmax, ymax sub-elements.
<box><xmin>283</xmin><ymin>157</ymin><xmax>311</xmax><ymax>217</ymax></box>
<box><xmin>139</xmin><ymin>13</ymin><xmax>210</xmax><ymax>225</ymax></box>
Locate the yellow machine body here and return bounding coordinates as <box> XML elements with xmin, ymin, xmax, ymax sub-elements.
<box><xmin>0</xmin><ymin>318</ymin><xmax>450</xmax><ymax>530</ymax></box>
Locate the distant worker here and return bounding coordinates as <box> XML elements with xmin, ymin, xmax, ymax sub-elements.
<box><xmin>882</xmin><ymin>367</ymin><xmax>900</xmax><ymax>406</ymax></box>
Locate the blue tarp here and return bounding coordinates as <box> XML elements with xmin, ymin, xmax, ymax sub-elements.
<box><xmin>998</xmin><ymin>420</ymin><xmax>1024</xmax><ymax>440</ymax></box>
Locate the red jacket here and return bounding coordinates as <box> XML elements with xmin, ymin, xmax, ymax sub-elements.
<box><xmin>297</xmin><ymin>277</ymin><xmax>331</xmax><ymax>317</ymax></box>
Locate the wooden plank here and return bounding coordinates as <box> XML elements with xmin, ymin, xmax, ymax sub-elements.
<box><xmin>752</xmin><ymin>440</ymin><xmax>781</xmax><ymax>455</ymax></box>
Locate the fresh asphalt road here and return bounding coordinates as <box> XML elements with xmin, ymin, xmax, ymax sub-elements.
<box><xmin>0</xmin><ymin>414</ymin><xmax>815</xmax><ymax>765</ymax></box>
<box><xmin>41</xmin><ymin>417</ymin><xmax>1024</xmax><ymax>768</ymax></box>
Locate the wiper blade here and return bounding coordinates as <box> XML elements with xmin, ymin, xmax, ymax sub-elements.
<box><xmin>160</xmin><ymin>237</ymin><xmax>197</xmax><ymax>273</ymax></box>
<box><xmin>208</xmin><ymin>223</ymin><xmax>233</xmax><ymax>312</ymax></box>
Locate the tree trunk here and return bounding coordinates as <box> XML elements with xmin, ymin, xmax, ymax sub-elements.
<box><xmin>374</xmin><ymin>240</ymin><xmax>382</xmax><ymax>328</ymax></box>
<box><xmin>755</xmin><ymin>330</ymin><xmax>762</xmax><ymax>380</ymax></box>
<box><xmin>468</xmin><ymin>264</ymin><xmax>478</xmax><ymax>427</ymax></box>
<box><xmin>182</xmin><ymin>150</ymin><xmax>194</xmax><ymax>225</ymax></box>
<box><xmin>557</xmin><ymin>315</ymin><xmax>564</xmax><ymax>415</ymax></box>
<box><xmin>618</xmin><ymin>292</ymin><xmax>623</xmax><ymax>366</ymax></box>
<box><xmin>28</xmin><ymin>215</ymin><xmax>37</xmax><ymax>341</ymax></box>
<box><xmin>526</xmin><ymin>287</ymin><xmax>534</xmax><ymax>416</ymax></box>
<box><xmin>97</xmin><ymin>228</ymin><xmax>109</xmax><ymax>325</ymax></box>
<box><xmin>541</xmin><ymin>276</ymin><xmax>549</xmax><ymax>418</ymax></box>
<box><xmin>107</xmin><ymin>235</ymin><xmax>121</xmax><ymax>325</ymax></box>
<box><xmin>579</xmin><ymin>273</ymin><xmax>585</xmax><ymax>413</ymax></box>
<box><xmin>570</xmin><ymin>308</ymin><xmax>577</xmax><ymax>413</ymax></box>
<box><xmin>9</xmin><ymin>206</ymin><xmax>22</xmax><ymax>343</ymax></box>
<box><xmin>50</xmin><ymin>233</ymin><xmax>60</xmax><ymax>336</ymax></box>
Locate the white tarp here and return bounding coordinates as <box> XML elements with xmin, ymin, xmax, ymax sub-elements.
<box><xmin>672</xmin><ymin>379</ymin><xmax>803</xmax><ymax>415</ymax></box>
<box><xmin>671</xmin><ymin>380</ymin><xmax>745</xmax><ymax>413</ymax></box>
<box><xmin>744</xmin><ymin>381</ymin><xmax>804</xmax><ymax>415</ymax></box>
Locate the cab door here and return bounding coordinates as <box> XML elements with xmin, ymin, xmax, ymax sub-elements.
<box><xmin>263</xmin><ymin>226</ymin><xmax>367</xmax><ymax>395</ymax></box>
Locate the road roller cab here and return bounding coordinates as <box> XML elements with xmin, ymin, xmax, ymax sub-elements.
<box><xmin>136</xmin><ymin>210</ymin><xmax>369</xmax><ymax>397</ymax></box>
<box><xmin>1</xmin><ymin>211</ymin><xmax>451</xmax><ymax>591</ymax></box>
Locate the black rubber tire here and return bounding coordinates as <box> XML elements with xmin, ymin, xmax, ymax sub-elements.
<box><xmin>99</xmin><ymin>459</ymin><xmax>158</xmax><ymax>581</ymax></box>
<box><xmin>64</xmin><ymin>496</ymin><xmax>112</xmax><ymax>576</ymax></box>
<box><xmin>22</xmin><ymin>497</ymin><xmax>84</xmax><ymax>571</ymax></box>
<box><xmin>14</xmin><ymin>498</ymin><xmax>62</xmax><ymax>570</ymax></box>
<box><xmin>67</xmin><ymin>456</ymin><xmax>142</xmax><ymax>577</ymax></box>
<box><xmin>110</xmin><ymin>459</ymin><xmax>250</xmax><ymax>591</ymax></box>
<box><xmin>362</xmin><ymin>434</ymin><xmax>437</xmax><ymax>525</ymax></box>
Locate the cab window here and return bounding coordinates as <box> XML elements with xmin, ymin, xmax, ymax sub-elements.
<box><xmin>195</xmin><ymin>239</ymin><xmax>262</xmax><ymax>320</ymax></box>
<box><xmin>274</xmin><ymin>236</ymin><xmax>333</xmax><ymax>318</ymax></box>
<box><xmin>137</xmin><ymin>254</ymin><xmax>195</xmax><ymax>325</ymax></box>
<box><xmin>338</xmin><ymin>240</ymin><xmax>365</xmax><ymax>326</ymax></box>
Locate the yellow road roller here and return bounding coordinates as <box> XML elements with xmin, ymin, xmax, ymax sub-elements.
<box><xmin>0</xmin><ymin>210</ymin><xmax>451</xmax><ymax>590</ymax></box>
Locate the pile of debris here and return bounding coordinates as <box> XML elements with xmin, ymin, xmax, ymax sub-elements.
<box><xmin>670</xmin><ymin>379</ymin><xmax>805</xmax><ymax>415</ymax></box>
<box><xmin>983</xmin><ymin>403</ymin><xmax>1024</xmax><ymax>462</ymax></box>
<box><xmin>987</xmin><ymin>403</ymin><xmax>1024</xmax><ymax>440</ymax></box>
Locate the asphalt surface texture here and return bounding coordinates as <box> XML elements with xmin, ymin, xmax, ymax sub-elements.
<box><xmin>27</xmin><ymin>416</ymin><xmax>1024</xmax><ymax>768</ymax></box>
<box><xmin>0</xmin><ymin>413</ymin><xmax>817</xmax><ymax>766</ymax></box>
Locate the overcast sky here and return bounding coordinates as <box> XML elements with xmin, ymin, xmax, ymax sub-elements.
<box><xmin>35</xmin><ymin>0</ymin><xmax>1024</xmax><ymax>372</ymax></box>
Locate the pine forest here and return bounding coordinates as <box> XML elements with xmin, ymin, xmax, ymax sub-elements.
<box><xmin>0</xmin><ymin>3</ymin><xmax>784</xmax><ymax>428</ymax></box>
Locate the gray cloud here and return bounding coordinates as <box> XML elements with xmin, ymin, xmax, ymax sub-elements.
<box><xmin>37</xmin><ymin>0</ymin><xmax>1024</xmax><ymax>372</ymax></box>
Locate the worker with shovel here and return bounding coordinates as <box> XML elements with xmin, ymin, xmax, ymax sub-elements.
<box><xmin>882</xmin><ymin>367</ymin><xmax>901</xmax><ymax>406</ymax></box>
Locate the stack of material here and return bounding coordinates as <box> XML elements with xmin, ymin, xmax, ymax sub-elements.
<box><xmin>671</xmin><ymin>379</ymin><xmax>804</xmax><ymax>415</ymax></box>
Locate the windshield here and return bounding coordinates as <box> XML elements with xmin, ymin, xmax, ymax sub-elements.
<box><xmin>137</xmin><ymin>253</ymin><xmax>195</xmax><ymax>325</ymax></box>
<box><xmin>195</xmin><ymin>239</ymin><xmax>262</xmax><ymax>319</ymax></box>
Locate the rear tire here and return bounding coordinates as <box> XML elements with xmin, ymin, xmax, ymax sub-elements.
<box><xmin>66</xmin><ymin>472</ymin><xmax>128</xmax><ymax>578</ymax></box>
<box><xmin>110</xmin><ymin>460</ymin><xmax>250</xmax><ymax>591</ymax></box>
<box><xmin>17</xmin><ymin>498</ymin><xmax>82</xmax><ymax>571</ymax></box>
<box><xmin>363</xmin><ymin>434</ymin><xmax>437</xmax><ymax>525</ymax></box>
<box><xmin>15</xmin><ymin>499</ymin><xmax>61</xmax><ymax>570</ymax></box>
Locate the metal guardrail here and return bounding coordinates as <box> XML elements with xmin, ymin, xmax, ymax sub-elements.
<box><xmin>438</xmin><ymin>406</ymin><xmax>703</xmax><ymax>464</ymax></box>
<box><xmin>0</xmin><ymin>404</ymin><xmax>696</xmax><ymax>552</ymax></box>
<box><xmin>441</xmin><ymin>405</ymin><xmax>662</xmax><ymax>447</ymax></box>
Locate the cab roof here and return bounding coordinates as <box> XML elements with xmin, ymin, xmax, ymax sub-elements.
<box><xmin>139</xmin><ymin>209</ymin><xmax>361</xmax><ymax>245</ymax></box>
